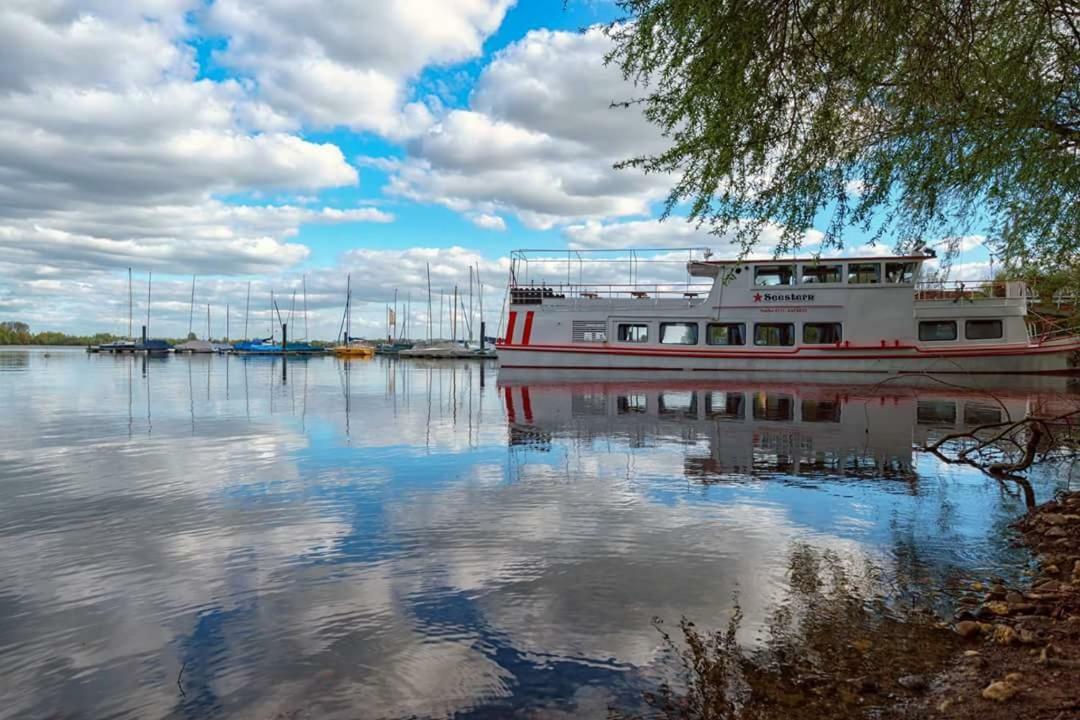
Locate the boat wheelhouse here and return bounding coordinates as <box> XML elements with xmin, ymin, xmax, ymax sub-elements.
<box><xmin>495</xmin><ymin>249</ymin><xmax>1080</xmax><ymax>376</ymax></box>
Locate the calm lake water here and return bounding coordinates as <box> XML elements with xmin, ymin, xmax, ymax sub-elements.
<box><xmin>0</xmin><ymin>348</ymin><xmax>1076</xmax><ymax>719</ymax></box>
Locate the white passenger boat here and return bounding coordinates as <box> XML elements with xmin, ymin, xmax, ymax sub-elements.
<box><xmin>495</xmin><ymin>249</ymin><xmax>1080</xmax><ymax>376</ymax></box>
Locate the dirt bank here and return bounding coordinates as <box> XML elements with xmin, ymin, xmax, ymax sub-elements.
<box><xmin>916</xmin><ymin>491</ymin><xmax>1080</xmax><ymax>719</ymax></box>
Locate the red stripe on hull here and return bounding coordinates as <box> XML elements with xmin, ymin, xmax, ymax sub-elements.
<box><xmin>521</xmin><ymin>386</ymin><xmax>533</xmax><ymax>422</ymax></box>
<box><xmin>521</xmin><ymin>311</ymin><xmax>535</xmax><ymax>346</ymax></box>
<box><xmin>504</xmin><ymin>312</ymin><xmax>518</xmax><ymax>345</ymax></box>
<box><xmin>504</xmin><ymin>386</ymin><xmax>516</xmax><ymax>422</ymax></box>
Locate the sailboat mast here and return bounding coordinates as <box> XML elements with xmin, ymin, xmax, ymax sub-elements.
<box><xmin>346</xmin><ymin>274</ymin><xmax>352</xmax><ymax>341</ymax></box>
<box><xmin>468</xmin><ymin>267</ymin><xmax>474</xmax><ymax>342</ymax></box>
<box><xmin>426</xmin><ymin>263</ymin><xmax>432</xmax><ymax>341</ymax></box>
<box><xmin>226</xmin><ymin>304</ymin><xmax>230</xmax><ymax>342</ymax></box>
<box><xmin>127</xmin><ymin>267</ymin><xmax>133</xmax><ymax>340</ymax></box>
<box><xmin>476</xmin><ymin>262</ymin><xmax>484</xmax><ymax>344</ymax></box>
<box><xmin>188</xmin><ymin>274</ymin><xmax>196</xmax><ymax>337</ymax></box>
<box><xmin>206</xmin><ymin>304</ymin><xmax>210</xmax><ymax>340</ymax></box>
<box><xmin>303</xmin><ymin>275</ymin><xmax>309</xmax><ymax>341</ymax></box>
<box><xmin>146</xmin><ymin>272</ymin><xmax>152</xmax><ymax>336</ymax></box>
<box><xmin>244</xmin><ymin>281</ymin><xmax>251</xmax><ymax>339</ymax></box>
<box><xmin>452</xmin><ymin>285</ymin><xmax>458</xmax><ymax>342</ymax></box>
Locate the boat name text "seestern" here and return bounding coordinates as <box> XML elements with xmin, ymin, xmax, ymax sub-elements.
<box><xmin>754</xmin><ymin>292</ymin><xmax>816</xmax><ymax>302</ymax></box>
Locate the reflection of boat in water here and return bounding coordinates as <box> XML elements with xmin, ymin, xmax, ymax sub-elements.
<box><xmin>498</xmin><ymin>379</ymin><xmax>1075</xmax><ymax>478</ymax></box>
<box><xmin>496</xmin><ymin>249</ymin><xmax>1080</xmax><ymax>375</ymax></box>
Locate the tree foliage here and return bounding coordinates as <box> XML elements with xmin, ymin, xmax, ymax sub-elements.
<box><xmin>0</xmin><ymin>321</ymin><xmax>121</xmax><ymax>346</ymax></box>
<box><xmin>605</xmin><ymin>0</ymin><xmax>1080</xmax><ymax>269</ymax></box>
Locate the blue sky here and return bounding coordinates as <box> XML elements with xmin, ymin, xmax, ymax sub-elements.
<box><xmin>0</xmin><ymin>1</ymin><xmax>993</xmax><ymax>338</ymax></box>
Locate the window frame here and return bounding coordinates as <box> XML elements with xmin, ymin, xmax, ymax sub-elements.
<box><xmin>754</xmin><ymin>322</ymin><xmax>796</xmax><ymax>347</ymax></box>
<box><xmin>658</xmin><ymin>322</ymin><xmax>699</xmax><ymax>346</ymax></box>
<box><xmin>847</xmin><ymin>262</ymin><xmax>882</xmax><ymax>284</ymax></box>
<box><xmin>705</xmin><ymin>322</ymin><xmax>746</xmax><ymax>346</ymax></box>
<box><xmin>753</xmin><ymin>264</ymin><xmax>796</xmax><ymax>287</ymax></box>
<box><xmin>704</xmin><ymin>391</ymin><xmax>745</xmax><ymax>420</ymax></box>
<box><xmin>802</xmin><ymin>322</ymin><xmax>843</xmax><ymax>345</ymax></box>
<box><xmin>965</xmin><ymin>319</ymin><xmax>1003</xmax><ymax>340</ymax></box>
<box><xmin>616</xmin><ymin>323</ymin><xmax>650</xmax><ymax>343</ymax></box>
<box><xmin>918</xmin><ymin>320</ymin><xmax>958</xmax><ymax>342</ymax></box>
<box><xmin>885</xmin><ymin>261</ymin><xmax>917</xmax><ymax>284</ymax></box>
<box><xmin>799</xmin><ymin>264</ymin><xmax>844</xmax><ymax>284</ymax></box>
<box><xmin>753</xmin><ymin>393</ymin><xmax>795</xmax><ymax>421</ymax></box>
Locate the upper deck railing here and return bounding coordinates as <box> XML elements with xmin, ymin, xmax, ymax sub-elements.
<box><xmin>510</xmin><ymin>282</ymin><xmax>715</xmax><ymax>305</ymax></box>
<box><xmin>914</xmin><ymin>280</ymin><xmax>1033</xmax><ymax>302</ymax></box>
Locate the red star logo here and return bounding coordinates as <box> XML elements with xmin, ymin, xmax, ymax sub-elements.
<box><xmin>753</xmin><ymin>292</ymin><xmax>762</xmax><ymax>302</ymax></box>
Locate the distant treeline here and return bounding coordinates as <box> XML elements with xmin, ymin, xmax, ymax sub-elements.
<box><xmin>0</xmin><ymin>322</ymin><xmax>342</xmax><ymax>347</ymax></box>
<box><xmin>0</xmin><ymin>322</ymin><xmax>123</xmax><ymax>346</ymax></box>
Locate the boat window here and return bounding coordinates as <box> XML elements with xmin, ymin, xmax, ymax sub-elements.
<box><xmin>659</xmin><ymin>322</ymin><xmax>699</xmax><ymax>345</ymax></box>
<box><xmin>802</xmin><ymin>322</ymin><xmax>843</xmax><ymax>344</ymax></box>
<box><xmin>706</xmin><ymin>323</ymin><xmax>745</xmax><ymax>346</ymax></box>
<box><xmin>917</xmin><ymin>400</ymin><xmax>957</xmax><ymax>426</ymax></box>
<box><xmin>754</xmin><ymin>323</ymin><xmax>795</xmax><ymax>346</ymax></box>
<box><xmin>965</xmin><ymin>319</ymin><xmax>1003</xmax><ymax>340</ymax></box>
<box><xmin>964</xmin><ymin>403</ymin><xmax>1003</xmax><ymax>426</ymax></box>
<box><xmin>918</xmin><ymin>320</ymin><xmax>957</xmax><ymax>341</ymax></box>
<box><xmin>617</xmin><ymin>323</ymin><xmax>649</xmax><ymax>343</ymax></box>
<box><xmin>801</xmin><ymin>264</ymin><xmax>843</xmax><ymax>284</ymax></box>
<box><xmin>617</xmin><ymin>394</ymin><xmax>647</xmax><ymax>414</ymax></box>
<box><xmin>572</xmin><ymin>393</ymin><xmax>606</xmax><ymax>416</ymax></box>
<box><xmin>885</xmin><ymin>262</ymin><xmax>917</xmax><ymax>283</ymax></box>
<box><xmin>754</xmin><ymin>265</ymin><xmax>796</xmax><ymax>286</ymax></box>
<box><xmin>753</xmin><ymin>393</ymin><xmax>794</xmax><ymax>421</ymax></box>
<box><xmin>802</xmin><ymin>398</ymin><xmax>841</xmax><ymax>423</ymax></box>
<box><xmin>705</xmin><ymin>392</ymin><xmax>745</xmax><ymax>420</ymax></box>
<box><xmin>848</xmin><ymin>262</ymin><xmax>881</xmax><ymax>284</ymax></box>
<box><xmin>659</xmin><ymin>392</ymin><xmax>697</xmax><ymax>418</ymax></box>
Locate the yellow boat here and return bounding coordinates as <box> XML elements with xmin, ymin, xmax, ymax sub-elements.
<box><xmin>332</xmin><ymin>274</ymin><xmax>374</xmax><ymax>357</ymax></box>
<box><xmin>334</xmin><ymin>343</ymin><xmax>374</xmax><ymax>358</ymax></box>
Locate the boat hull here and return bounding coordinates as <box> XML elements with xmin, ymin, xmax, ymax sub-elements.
<box><xmin>496</xmin><ymin>340</ymin><xmax>1080</xmax><ymax>376</ymax></box>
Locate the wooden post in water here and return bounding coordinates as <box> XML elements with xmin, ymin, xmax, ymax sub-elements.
<box><xmin>281</xmin><ymin>322</ymin><xmax>287</xmax><ymax>354</ymax></box>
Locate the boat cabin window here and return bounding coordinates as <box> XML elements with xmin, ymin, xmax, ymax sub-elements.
<box><xmin>917</xmin><ymin>400</ymin><xmax>957</xmax><ymax>426</ymax></box>
<box><xmin>964</xmin><ymin>403</ymin><xmax>1003</xmax><ymax>426</ymax></box>
<box><xmin>802</xmin><ymin>322</ymin><xmax>843</xmax><ymax>344</ymax></box>
<box><xmin>802</xmin><ymin>398</ymin><xmax>841</xmax><ymax>423</ymax></box>
<box><xmin>754</xmin><ymin>323</ymin><xmax>795</xmax><ymax>346</ymax></box>
<box><xmin>659</xmin><ymin>392</ymin><xmax>697</xmax><ymax>418</ymax></box>
<box><xmin>617</xmin><ymin>323</ymin><xmax>649</xmax><ymax>343</ymax></box>
<box><xmin>572</xmin><ymin>394</ymin><xmax>607</xmax><ymax>416</ymax></box>
<box><xmin>885</xmin><ymin>262</ymin><xmax>917</xmax><ymax>283</ymax></box>
<box><xmin>753</xmin><ymin>393</ymin><xmax>794</xmax><ymax>421</ymax></box>
<box><xmin>918</xmin><ymin>320</ymin><xmax>957</xmax><ymax>341</ymax></box>
<box><xmin>801</xmin><ymin>264</ymin><xmax>843</xmax><ymax>284</ymax></box>
<box><xmin>706</xmin><ymin>322</ymin><xmax>745</xmax><ymax>346</ymax></box>
<box><xmin>965</xmin><ymin>319</ymin><xmax>1003</xmax><ymax>340</ymax></box>
<box><xmin>848</xmin><ymin>262</ymin><xmax>881</xmax><ymax>284</ymax></box>
<box><xmin>659</xmin><ymin>322</ymin><xmax>699</xmax><ymax>345</ymax></box>
<box><xmin>705</xmin><ymin>392</ymin><xmax>745</xmax><ymax>420</ymax></box>
<box><xmin>754</xmin><ymin>264</ymin><xmax>796</xmax><ymax>286</ymax></box>
<box><xmin>617</xmin><ymin>394</ymin><xmax>648</xmax><ymax>414</ymax></box>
